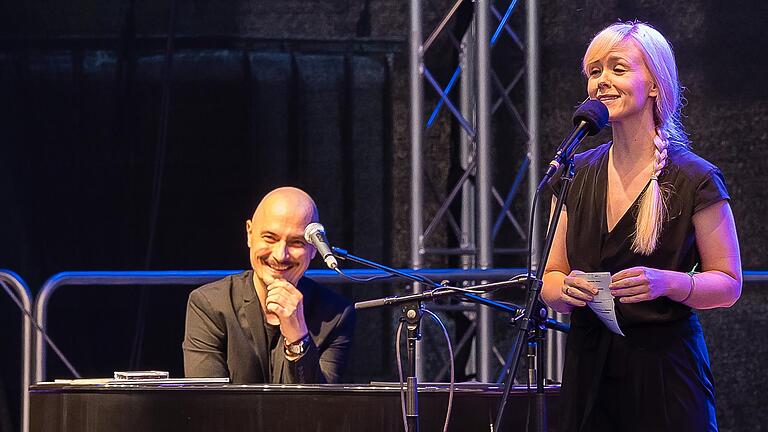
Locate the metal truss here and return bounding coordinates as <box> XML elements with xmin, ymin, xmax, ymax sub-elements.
<box><xmin>410</xmin><ymin>0</ymin><xmax>565</xmax><ymax>383</ymax></box>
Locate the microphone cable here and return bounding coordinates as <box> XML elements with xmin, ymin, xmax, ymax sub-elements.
<box><xmin>395</xmin><ymin>309</ymin><xmax>455</xmax><ymax>432</ymax></box>
<box><xmin>332</xmin><ymin>267</ymin><xmax>394</xmax><ymax>283</ymax></box>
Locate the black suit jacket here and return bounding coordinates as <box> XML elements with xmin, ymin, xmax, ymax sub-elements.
<box><xmin>183</xmin><ymin>271</ymin><xmax>354</xmax><ymax>384</ymax></box>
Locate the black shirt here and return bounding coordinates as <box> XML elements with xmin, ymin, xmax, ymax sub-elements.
<box><xmin>557</xmin><ymin>142</ymin><xmax>728</xmax><ymax>431</ymax></box>
<box><xmin>563</xmin><ymin>142</ymin><xmax>729</xmax><ymax>327</ymax></box>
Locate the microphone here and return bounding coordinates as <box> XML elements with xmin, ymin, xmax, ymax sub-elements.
<box><xmin>304</xmin><ymin>222</ymin><xmax>339</xmax><ymax>269</ymax></box>
<box><xmin>539</xmin><ymin>99</ymin><xmax>609</xmax><ymax>189</ymax></box>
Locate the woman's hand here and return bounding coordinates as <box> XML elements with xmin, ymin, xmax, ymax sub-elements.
<box><xmin>561</xmin><ymin>270</ymin><xmax>598</xmax><ymax>307</ymax></box>
<box><xmin>609</xmin><ymin>266</ymin><xmax>668</xmax><ymax>303</ymax></box>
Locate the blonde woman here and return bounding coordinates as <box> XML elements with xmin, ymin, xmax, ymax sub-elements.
<box><xmin>541</xmin><ymin>22</ymin><xmax>741</xmax><ymax>431</ymax></box>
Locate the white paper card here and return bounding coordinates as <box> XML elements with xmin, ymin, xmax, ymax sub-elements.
<box><xmin>574</xmin><ymin>272</ymin><xmax>625</xmax><ymax>336</ymax></box>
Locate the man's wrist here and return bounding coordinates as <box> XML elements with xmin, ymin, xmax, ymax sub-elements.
<box><xmin>284</xmin><ymin>333</ymin><xmax>311</xmax><ymax>358</ymax></box>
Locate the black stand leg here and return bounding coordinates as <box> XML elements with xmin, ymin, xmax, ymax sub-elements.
<box><xmin>403</xmin><ymin>302</ymin><xmax>422</xmax><ymax>432</ymax></box>
<box><xmin>533</xmin><ymin>323</ymin><xmax>547</xmax><ymax>432</ymax></box>
<box><xmin>495</xmin><ymin>160</ymin><xmax>576</xmax><ymax>432</ymax></box>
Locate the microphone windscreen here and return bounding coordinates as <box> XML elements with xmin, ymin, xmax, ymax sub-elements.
<box><xmin>572</xmin><ymin>99</ymin><xmax>609</xmax><ymax>136</ymax></box>
<box><xmin>304</xmin><ymin>222</ymin><xmax>325</xmax><ymax>242</ymax></box>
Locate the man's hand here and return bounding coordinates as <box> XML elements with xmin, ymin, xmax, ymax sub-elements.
<box><xmin>264</xmin><ymin>278</ymin><xmax>309</xmax><ymax>343</ymax></box>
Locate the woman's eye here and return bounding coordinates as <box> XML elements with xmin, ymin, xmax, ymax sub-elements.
<box><xmin>589</xmin><ymin>68</ymin><xmax>601</xmax><ymax>76</ymax></box>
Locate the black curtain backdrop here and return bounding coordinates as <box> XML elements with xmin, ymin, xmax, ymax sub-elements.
<box><xmin>0</xmin><ymin>43</ymin><xmax>397</xmax><ymax>431</ymax></box>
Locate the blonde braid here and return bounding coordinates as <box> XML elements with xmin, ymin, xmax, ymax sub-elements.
<box><xmin>632</xmin><ymin>129</ymin><xmax>669</xmax><ymax>255</ymax></box>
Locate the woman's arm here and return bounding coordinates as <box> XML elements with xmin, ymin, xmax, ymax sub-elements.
<box><xmin>671</xmin><ymin>200</ymin><xmax>742</xmax><ymax>308</ymax></box>
<box><xmin>542</xmin><ymin>198</ymin><xmax>597</xmax><ymax>313</ymax></box>
<box><xmin>610</xmin><ymin>200</ymin><xmax>742</xmax><ymax>308</ymax></box>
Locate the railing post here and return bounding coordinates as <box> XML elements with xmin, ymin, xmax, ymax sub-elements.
<box><xmin>0</xmin><ymin>270</ymin><xmax>33</xmax><ymax>432</ymax></box>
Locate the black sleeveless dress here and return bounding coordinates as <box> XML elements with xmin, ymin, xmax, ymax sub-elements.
<box><xmin>558</xmin><ymin>142</ymin><xmax>729</xmax><ymax>432</ymax></box>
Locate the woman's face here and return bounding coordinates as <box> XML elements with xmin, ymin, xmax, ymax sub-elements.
<box><xmin>586</xmin><ymin>41</ymin><xmax>658</xmax><ymax>123</ymax></box>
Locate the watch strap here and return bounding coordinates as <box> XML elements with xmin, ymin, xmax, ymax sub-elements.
<box><xmin>284</xmin><ymin>333</ymin><xmax>311</xmax><ymax>356</ymax></box>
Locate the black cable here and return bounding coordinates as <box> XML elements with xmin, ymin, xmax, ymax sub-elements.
<box><xmin>332</xmin><ymin>267</ymin><xmax>394</xmax><ymax>283</ymax></box>
<box><xmin>395</xmin><ymin>321</ymin><xmax>407</xmax><ymax>431</ymax></box>
<box><xmin>525</xmin><ymin>97</ymin><xmax>589</xmax><ymax>276</ymax></box>
<box><xmin>130</xmin><ymin>0</ymin><xmax>178</xmax><ymax>370</ymax></box>
<box><xmin>526</xmin><ymin>186</ymin><xmax>542</xmax><ymax>283</ymax></box>
<box><xmin>145</xmin><ymin>0</ymin><xmax>178</xmax><ymax>269</ymax></box>
<box><xmin>394</xmin><ymin>310</ymin><xmax>456</xmax><ymax>432</ymax></box>
<box><xmin>424</xmin><ymin>309</ymin><xmax>454</xmax><ymax>432</ymax></box>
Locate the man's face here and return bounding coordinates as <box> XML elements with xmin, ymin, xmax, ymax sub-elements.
<box><xmin>246</xmin><ymin>196</ymin><xmax>316</xmax><ymax>287</ymax></box>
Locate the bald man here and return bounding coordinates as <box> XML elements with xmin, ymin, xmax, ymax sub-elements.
<box><xmin>183</xmin><ymin>187</ymin><xmax>355</xmax><ymax>383</ymax></box>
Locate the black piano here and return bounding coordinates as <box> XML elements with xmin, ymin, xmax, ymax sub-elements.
<box><xmin>30</xmin><ymin>382</ymin><xmax>560</xmax><ymax>431</ymax></box>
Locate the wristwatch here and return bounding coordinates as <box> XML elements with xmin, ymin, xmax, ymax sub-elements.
<box><xmin>284</xmin><ymin>333</ymin><xmax>311</xmax><ymax>357</ymax></box>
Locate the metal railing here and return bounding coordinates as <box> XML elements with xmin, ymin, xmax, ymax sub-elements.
<box><xmin>0</xmin><ymin>270</ymin><xmax>33</xmax><ymax>432</ymax></box>
<box><xmin>24</xmin><ymin>267</ymin><xmax>768</xmax><ymax>432</ymax></box>
<box><xmin>32</xmin><ymin>268</ymin><xmax>520</xmax><ymax>383</ymax></box>
<box><xmin>744</xmin><ymin>271</ymin><xmax>768</xmax><ymax>282</ymax></box>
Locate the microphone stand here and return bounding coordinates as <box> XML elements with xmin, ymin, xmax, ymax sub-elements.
<box><xmin>332</xmin><ymin>248</ymin><xmax>567</xmax><ymax>432</ymax></box>
<box><xmin>334</xmin><ymin>246</ymin><xmax>440</xmax><ymax>432</ymax></box>
<box><xmin>493</xmin><ymin>156</ymin><xmax>577</xmax><ymax>432</ymax></box>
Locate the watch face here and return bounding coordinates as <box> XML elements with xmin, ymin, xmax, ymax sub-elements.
<box><xmin>286</xmin><ymin>335</ymin><xmax>309</xmax><ymax>355</ymax></box>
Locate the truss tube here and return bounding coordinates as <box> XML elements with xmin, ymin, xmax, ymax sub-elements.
<box><xmin>526</xmin><ymin>0</ymin><xmax>541</xmax><ymax>301</ymax></box>
<box><xmin>409</xmin><ymin>0</ymin><xmax>426</xmax><ymax>380</ymax></box>
<box><xmin>460</xmin><ymin>27</ymin><xmax>478</xmax><ymax>379</ymax></box>
<box><xmin>460</xmin><ymin>27</ymin><xmax>476</xmax><ymax>271</ymax></box>
<box><xmin>409</xmin><ymin>0</ymin><xmax>424</xmax><ymax>279</ymax></box>
<box><xmin>475</xmin><ymin>0</ymin><xmax>494</xmax><ymax>383</ymax></box>
<box><xmin>523</xmin><ymin>0</ymin><xmax>561</xmax><ymax>382</ymax></box>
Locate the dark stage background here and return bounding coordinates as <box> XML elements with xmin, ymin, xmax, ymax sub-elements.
<box><xmin>1</xmin><ymin>1</ymin><xmax>766</xmax><ymax>431</ymax></box>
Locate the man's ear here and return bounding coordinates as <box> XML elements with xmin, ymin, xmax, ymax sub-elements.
<box><xmin>245</xmin><ymin>219</ymin><xmax>253</xmax><ymax>248</ymax></box>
